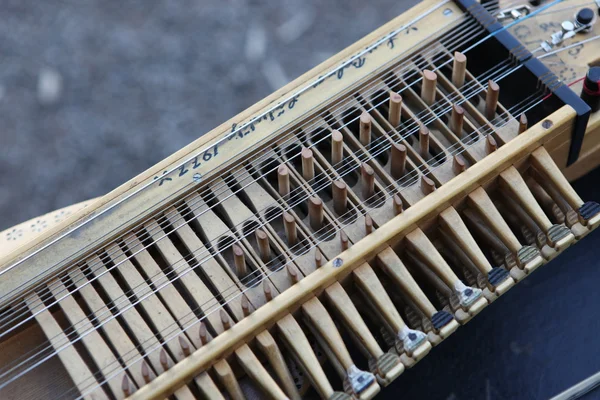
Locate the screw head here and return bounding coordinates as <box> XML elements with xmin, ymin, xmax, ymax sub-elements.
<box><xmin>193</xmin><ymin>173</ymin><xmax>202</xmax><ymax>183</ymax></box>
<box><xmin>332</xmin><ymin>258</ymin><xmax>343</xmax><ymax>268</ymax></box>
<box><xmin>542</xmin><ymin>120</ymin><xmax>553</xmax><ymax>129</ymax></box>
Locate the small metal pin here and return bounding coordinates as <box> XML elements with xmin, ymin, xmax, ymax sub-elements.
<box><xmin>179</xmin><ymin>335</ymin><xmax>191</xmax><ymax>356</ymax></box>
<box><xmin>301</xmin><ymin>147</ymin><xmax>315</xmax><ymax>181</ymax></box>
<box><xmin>331</xmin><ymin>130</ymin><xmax>344</xmax><ymax>165</ymax></box>
<box><xmin>390</xmin><ymin>142</ymin><xmax>407</xmax><ymax>179</ymax></box>
<box><xmin>388</xmin><ymin>92</ymin><xmax>403</xmax><ymax>127</ymax></box>
<box><xmin>359</xmin><ymin>112</ymin><xmax>372</xmax><ymax>146</ymax></box>
<box><xmin>277</xmin><ymin>164</ymin><xmax>290</xmax><ymax>197</ymax></box>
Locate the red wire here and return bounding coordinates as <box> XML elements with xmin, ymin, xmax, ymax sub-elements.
<box><xmin>542</xmin><ymin>76</ymin><xmax>586</xmax><ymax>100</ymax></box>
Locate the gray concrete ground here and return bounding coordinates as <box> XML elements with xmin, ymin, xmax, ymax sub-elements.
<box><xmin>0</xmin><ymin>0</ymin><xmax>416</xmax><ymax>231</ymax></box>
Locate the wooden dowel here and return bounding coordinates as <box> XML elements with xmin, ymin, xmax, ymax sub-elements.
<box><xmin>263</xmin><ymin>280</ymin><xmax>273</xmax><ymax>301</ymax></box>
<box><xmin>315</xmin><ymin>249</ymin><xmax>323</xmax><ymax>268</ymax></box>
<box><xmin>388</xmin><ymin>92</ymin><xmax>402</xmax><ymax>126</ymax></box>
<box><xmin>220</xmin><ymin>310</ymin><xmax>232</xmax><ymax>330</ymax></box>
<box><xmin>340</xmin><ymin>231</ymin><xmax>349</xmax><ymax>250</ymax></box>
<box><xmin>331</xmin><ymin>130</ymin><xmax>344</xmax><ymax>165</ymax></box>
<box><xmin>141</xmin><ymin>361</ymin><xmax>151</xmax><ymax>383</ymax></box>
<box><xmin>232</xmin><ymin>244</ymin><xmax>247</xmax><ymax>278</ymax></box>
<box><xmin>453</xmin><ymin>155</ymin><xmax>466</xmax><ymax>174</ymax></box>
<box><xmin>255</xmin><ymin>229</ymin><xmax>271</xmax><ymax>263</ymax></box>
<box><xmin>160</xmin><ymin>349</ymin><xmax>169</xmax><ymax>370</ymax></box>
<box><xmin>361</xmin><ymin>163</ymin><xmax>375</xmax><ymax>200</ymax></box>
<box><xmin>485</xmin><ymin>80</ymin><xmax>500</xmax><ymax>120</ymax></box>
<box><xmin>421</xmin><ymin>69</ymin><xmax>437</xmax><ymax>106</ymax></box>
<box><xmin>365</xmin><ymin>214</ymin><xmax>373</xmax><ymax>235</ymax></box>
<box><xmin>308</xmin><ymin>197</ymin><xmax>324</xmax><ymax>231</ymax></box>
<box><xmin>301</xmin><ymin>147</ymin><xmax>314</xmax><ymax>181</ymax></box>
<box><xmin>452</xmin><ymin>52</ymin><xmax>467</xmax><ymax>88</ymax></box>
<box><xmin>179</xmin><ymin>336</ymin><xmax>191</xmax><ymax>357</ymax></box>
<box><xmin>278</xmin><ymin>165</ymin><xmax>290</xmax><ymax>197</ymax></box>
<box><xmin>332</xmin><ymin>180</ymin><xmax>347</xmax><ymax>215</ymax></box>
<box><xmin>359</xmin><ymin>112</ymin><xmax>372</xmax><ymax>146</ymax></box>
<box><xmin>287</xmin><ymin>264</ymin><xmax>300</xmax><ymax>283</ymax></box>
<box><xmin>393</xmin><ymin>194</ymin><xmax>403</xmax><ymax>215</ymax></box>
<box><xmin>199</xmin><ymin>322</ymin><xmax>209</xmax><ymax>346</ymax></box>
<box><xmin>241</xmin><ymin>294</ymin><xmax>251</xmax><ymax>317</ymax></box>
<box><xmin>390</xmin><ymin>143</ymin><xmax>407</xmax><ymax>179</ymax></box>
<box><xmin>283</xmin><ymin>212</ymin><xmax>297</xmax><ymax>246</ymax></box>
<box><xmin>518</xmin><ymin>113</ymin><xmax>528</xmax><ymax>134</ymax></box>
<box><xmin>419</xmin><ymin>124</ymin><xmax>430</xmax><ymax>160</ymax></box>
<box><xmin>486</xmin><ymin>135</ymin><xmax>497</xmax><ymax>154</ymax></box>
<box><xmin>450</xmin><ymin>103</ymin><xmax>464</xmax><ymax>138</ymax></box>
<box><xmin>421</xmin><ymin>175</ymin><xmax>435</xmax><ymax>195</ymax></box>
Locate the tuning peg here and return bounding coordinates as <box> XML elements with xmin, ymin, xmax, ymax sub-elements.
<box><xmin>301</xmin><ymin>147</ymin><xmax>315</xmax><ymax>181</ymax></box>
<box><xmin>388</xmin><ymin>92</ymin><xmax>402</xmax><ymax>127</ymax></box>
<box><xmin>485</xmin><ymin>80</ymin><xmax>499</xmax><ymax>120</ymax></box>
<box><xmin>332</xmin><ymin>130</ymin><xmax>344</xmax><ymax>165</ymax></box>
<box><xmin>333</xmin><ymin>180</ymin><xmax>348</xmax><ymax>215</ymax></box>
<box><xmin>309</xmin><ymin>197</ymin><xmax>324</xmax><ymax>231</ymax></box>
<box><xmin>390</xmin><ymin>143</ymin><xmax>407</xmax><ymax>179</ymax></box>
<box><xmin>360</xmin><ymin>112</ymin><xmax>372</xmax><ymax>146</ymax></box>
<box><xmin>452</xmin><ymin>52</ymin><xmax>467</xmax><ymax>87</ymax></box>
<box><xmin>421</xmin><ymin>70</ymin><xmax>437</xmax><ymax>105</ymax></box>
<box><xmin>278</xmin><ymin>164</ymin><xmax>290</xmax><ymax>197</ymax></box>
<box><xmin>283</xmin><ymin>212</ymin><xmax>297</xmax><ymax>246</ymax></box>
<box><xmin>255</xmin><ymin>228</ymin><xmax>271</xmax><ymax>263</ymax></box>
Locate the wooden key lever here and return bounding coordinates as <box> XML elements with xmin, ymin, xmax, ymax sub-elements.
<box><xmin>302</xmin><ymin>297</ymin><xmax>380</xmax><ymax>399</ymax></box>
<box><xmin>438</xmin><ymin>207</ymin><xmax>515</xmax><ymax>301</ymax></box>
<box><xmin>405</xmin><ymin>228</ymin><xmax>487</xmax><ymax>321</ymax></box>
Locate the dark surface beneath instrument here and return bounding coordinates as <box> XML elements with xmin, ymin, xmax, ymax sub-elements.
<box><xmin>382</xmin><ymin>166</ymin><xmax>600</xmax><ymax>400</ymax></box>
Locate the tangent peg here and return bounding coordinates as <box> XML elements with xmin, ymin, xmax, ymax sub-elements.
<box><xmin>255</xmin><ymin>228</ymin><xmax>271</xmax><ymax>263</ymax></box>
<box><xmin>421</xmin><ymin>175</ymin><xmax>436</xmax><ymax>195</ymax></box>
<box><xmin>365</xmin><ymin>214</ymin><xmax>373</xmax><ymax>235</ymax></box>
<box><xmin>333</xmin><ymin>180</ymin><xmax>348</xmax><ymax>215</ymax></box>
<box><xmin>278</xmin><ymin>164</ymin><xmax>290</xmax><ymax>197</ymax></box>
<box><xmin>450</xmin><ymin>104</ymin><xmax>464</xmax><ymax>138</ymax></box>
<box><xmin>341</xmin><ymin>230</ymin><xmax>349</xmax><ymax>251</ymax></box>
<box><xmin>388</xmin><ymin>92</ymin><xmax>402</xmax><ymax>126</ymax></box>
<box><xmin>332</xmin><ymin>130</ymin><xmax>344</xmax><ymax>165</ymax></box>
<box><xmin>122</xmin><ymin>374</ymin><xmax>131</xmax><ymax>397</ymax></box>
<box><xmin>301</xmin><ymin>147</ymin><xmax>315</xmax><ymax>181</ymax></box>
<box><xmin>232</xmin><ymin>244</ymin><xmax>247</xmax><ymax>278</ymax></box>
<box><xmin>179</xmin><ymin>335</ymin><xmax>191</xmax><ymax>356</ymax></box>
<box><xmin>315</xmin><ymin>248</ymin><xmax>323</xmax><ymax>268</ymax></box>
<box><xmin>160</xmin><ymin>348</ymin><xmax>169</xmax><ymax>370</ymax></box>
<box><xmin>518</xmin><ymin>113</ymin><xmax>528</xmax><ymax>134</ymax></box>
<box><xmin>485</xmin><ymin>80</ymin><xmax>500</xmax><ymax>120</ymax></box>
<box><xmin>360</xmin><ymin>112</ymin><xmax>372</xmax><ymax>146</ymax></box>
<box><xmin>452</xmin><ymin>51</ymin><xmax>467</xmax><ymax>87</ymax></box>
<box><xmin>421</xmin><ymin>69</ymin><xmax>437</xmax><ymax>106</ymax></box>
<box><xmin>141</xmin><ymin>361</ymin><xmax>151</xmax><ymax>383</ymax></box>
<box><xmin>393</xmin><ymin>194</ymin><xmax>404</xmax><ymax>216</ymax></box>
<box><xmin>485</xmin><ymin>135</ymin><xmax>497</xmax><ymax>154</ymax></box>
<box><xmin>283</xmin><ymin>212</ymin><xmax>297</xmax><ymax>246</ymax></box>
<box><xmin>419</xmin><ymin>124</ymin><xmax>430</xmax><ymax>160</ymax></box>
<box><xmin>199</xmin><ymin>322</ymin><xmax>210</xmax><ymax>345</ymax></box>
<box><xmin>220</xmin><ymin>310</ymin><xmax>232</xmax><ymax>330</ymax></box>
<box><xmin>241</xmin><ymin>294</ymin><xmax>252</xmax><ymax>317</ymax></box>
<box><xmin>361</xmin><ymin>163</ymin><xmax>375</xmax><ymax>200</ymax></box>
<box><xmin>263</xmin><ymin>280</ymin><xmax>274</xmax><ymax>301</ymax></box>
<box><xmin>287</xmin><ymin>264</ymin><xmax>300</xmax><ymax>283</ymax></box>
<box><xmin>309</xmin><ymin>197</ymin><xmax>324</xmax><ymax>231</ymax></box>
<box><xmin>453</xmin><ymin>155</ymin><xmax>466</xmax><ymax>174</ymax></box>
<box><xmin>391</xmin><ymin>143</ymin><xmax>407</xmax><ymax>179</ymax></box>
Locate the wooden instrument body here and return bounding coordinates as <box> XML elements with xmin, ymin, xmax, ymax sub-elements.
<box><xmin>1</xmin><ymin>1</ymin><xmax>600</xmax><ymax>399</ymax></box>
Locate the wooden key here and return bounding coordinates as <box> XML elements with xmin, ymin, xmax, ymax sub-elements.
<box><xmin>518</xmin><ymin>113</ymin><xmax>528</xmax><ymax>133</ymax></box>
<box><xmin>531</xmin><ymin>147</ymin><xmax>600</xmax><ymax>229</ymax></box>
<box><xmin>485</xmin><ymin>80</ymin><xmax>499</xmax><ymax>120</ymax></box>
<box><xmin>360</xmin><ymin>112</ymin><xmax>372</xmax><ymax>146</ymax></box>
<box><xmin>333</xmin><ymin>180</ymin><xmax>348</xmax><ymax>215</ymax></box>
<box><xmin>213</xmin><ymin>360</ymin><xmax>246</xmax><ymax>400</ymax></box>
<box><xmin>302</xmin><ymin>297</ymin><xmax>380</xmax><ymax>399</ymax></box>
<box><xmin>361</xmin><ymin>163</ymin><xmax>375</xmax><ymax>200</ymax></box>
<box><xmin>332</xmin><ymin>130</ymin><xmax>344</xmax><ymax>165</ymax></box>
<box><xmin>405</xmin><ymin>229</ymin><xmax>485</xmax><ymax>316</ymax></box>
<box><xmin>256</xmin><ymin>331</ymin><xmax>302</xmax><ymax>400</ymax></box>
<box><xmin>439</xmin><ymin>207</ymin><xmax>514</xmax><ymax>296</ymax></box>
<box><xmin>278</xmin><ymin>164</ymin><xmax>290</xmax><ymax>197</ymax></box>
<box><xmin>419</xmin><ymin>124</ymin><xmax>430</xmax><ymax>159</ymax></box>
<box><xmin>324</xmin><ymin>281</ymin><xmax>405</xmax><ymax>384</ymax></box>
<box><xmin>390</xmin><ymin>143</ymin><xmax>407</xmax><ymax>179</ymax></box>
<box><xmin>283</xmin><ymin>212</ymin><xmax>297</xmax><ymax>246</ymax></box>
<box><xmin>255</xmin><ymin>228</ymin><xmax>271</xmax><ymax>262</ymax></box>
<box><xmin>302</xmin><ymin>147</ymin><xmax>315</xmax><ymax>181</ymax></box>
<box><xmin>526</xmin><ymin>177</ymin><xmax>568</xmax><ymax>225</ymax></box>
<box><xmin>276</xmin><ymin>314</ymin><xmax>340</xmax><ymax>400</ymax></box>
<box><xmin>196</xmin><ymin>373</ymin><xmax>227</xmax><ymax>400</ymax></box>
<box><xmin>450</xmin><ymin>104</ymin><xmax>464</xmax><ymax>138</ymax></box>
<box><xmin>235</xmin><ymin>345</ymin><xmax>288</xmax><ymax>400</ymax></box>
<box><xmin>499</xmin><ymin>166</ymin><xmax>574</xmax><ymax>250</ymax></box>
<box><xmin>452</xmin><ymin>51</ymin><xmax>466</xmax><ymax>87</ymax></box>
<box><xmin>375</xmin><ymin>248</ymin><xmax>458</xmax><ymax>340</ymax></box>
<box><xmin>388</xmin><ymin>92</ymin><xmax>402</xmax><ymax>127</ymax></box>
<box><xmin>352</xmin><ymin>263</ymin><xmax>430</xmax><ymax>361</ymax></box>
<box><xmin>421</xmin><ymin>70</ymin><xmax>437</xmax><ymax>106</ymax></box>
<box><xmin>467</xmin><ymin>187</ymin><xmax>543</xmax><ymax>271</ymax></box>
<box><xmin>309</xmin><ymin>196</ymin><xmax>324</xmax><ymax>231</ymax></box>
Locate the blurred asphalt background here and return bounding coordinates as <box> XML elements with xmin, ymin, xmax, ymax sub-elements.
<box><xmin>1</xmin><ymin>1</ymin><xmax>600</xmax><ymax>399</ymax></box>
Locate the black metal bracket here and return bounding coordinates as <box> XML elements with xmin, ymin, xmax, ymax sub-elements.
<box><xmin>454</xmin><ymin>0</ymin><xmax>591</xmax><ymax>165</ymax></box>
